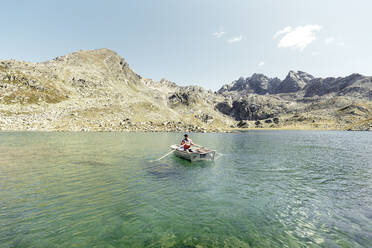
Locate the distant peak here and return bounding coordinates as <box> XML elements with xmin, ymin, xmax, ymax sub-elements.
<box><xmin>50</xmin><ymin>48</ymin><xmax>128</xmax><ymax>68</ymax></box>
<box><xmin>287</xmin><ymin>70</ymin><xmax>313</xmax><ymax>76</ymax></box>
<box><xmin>251</xmin><ymin>73</ymin><xmax>268</xmax><ymax>78</ymax></box>
<box><xmin>347</xmin><ymin>73</ymin><xmax>363</xmax><ymax>78</ymax></box>
<box><xmin>72</xmin><ymin>48</ymin><xmax>121</xmax><ymax>58</ymax></box>
<box><xmin>94</xmin><ymin>48</ymin><xmax>115</xmax><ymax>53</ymax></box>
<box><xmin>285</xmin><ymin>70</ymin><xmax>314</xmax><ymax>81</ymax></box>
<box><xmin>287</xmin><ymin>70</ymin><xmax>299</xmax><ymax>77</ymax></box>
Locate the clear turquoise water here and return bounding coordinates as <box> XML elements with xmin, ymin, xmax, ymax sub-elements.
<box><xmin>0</xmin><ymin>131</ymin><xmax>371</xmax><ymax>248</ymax></box>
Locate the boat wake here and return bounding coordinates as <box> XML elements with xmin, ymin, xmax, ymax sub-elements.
<box><xmin>214</xmin><ymin>152</ymin><xmax>224</xmax><ymax>160</ymax></box>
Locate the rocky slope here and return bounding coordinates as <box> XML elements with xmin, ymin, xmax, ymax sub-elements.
<box><xmin>0</xmin><ymin>48</ymin><xmax>371</xmax><ymax>131</ymax></box>
<box><xmin>218</xmin><ymin>71</ymin><xmax>372</xmax><ymax>130</ymax></box>
<box><xmin>0</xmin><ymin>49</ymin><xmax>233</xmax><ymax>132</ymax></box>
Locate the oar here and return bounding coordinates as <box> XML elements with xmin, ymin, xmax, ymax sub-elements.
<box><xmin>193</xmin><ymin>143</ymin><xmax>204</xmax><ymax>148</ymax></box>
<box><xmin>150</xmin><ymin>150</ymin><xmax>175</xmax><ymax>162</ymax></box>
<box><xmin>193</xmin><ymin>143</ymin><xmax>216</xmax><ymax>152</ymax></box>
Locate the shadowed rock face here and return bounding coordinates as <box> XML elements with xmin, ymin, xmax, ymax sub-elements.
<box><xmin>275</xmin><ymin>71</ymin><xmax>314</xmax><ymax>93</ymax></box>
<box><xmin>228</xmin><ymin>100</ymin><xmax>274</xmax><ymax>121</ymax></box>
<box><xmin>304</xmin><ymin>73</ymin><xmax>372</xmax><ymax>99</ymax></box>
<box><xmin>216</xmin><ymin>96</ymin><xmax>286</xmax><ymax>121</ymax></box>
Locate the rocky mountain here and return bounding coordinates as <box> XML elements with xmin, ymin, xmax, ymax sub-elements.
<box><xmin>304</xmin><ymin>73</ymin><xmax>372</xmax><ymax>99</ymax></box>
<box><xmin>0</xmin><ymin>48</ymin><xmax>371</xmax><ymax>131</ymax></box>
<box><xmin>217</xmin><ymin>70</ymin><xmax>372</xmax><ymax>130</ymax></box>
<box><xmin>218</xmin><ymin>71</ymin><xmax>316</xmax><ymax>95</ymax></box>
<box><xmin>218</xmin><ymin>73</ymin><xmax>281</xmax><ymax>95</ymax></box>
<box><xmin>0</xmin><ymin>49</ymin><xmax>233</xmax><ymax>132</ymax></box>
<box><xmin>276</xmin><ymin>71</ymin><xmax>314</xmax><ymax>93</ymax></box>
<box><xmin>219</xmin><ymin>70</ymin><xmax>372</xmax><ymax>99</ymax></box>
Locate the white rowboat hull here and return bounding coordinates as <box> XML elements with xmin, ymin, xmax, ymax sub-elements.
<box><xmin>170</xmin><ymin>145</ymin><xmax>216</xmax><ymax>162</ymax></box>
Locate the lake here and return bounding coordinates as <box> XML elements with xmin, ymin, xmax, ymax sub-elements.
<box><xmin>0</xmin><ymin>131</ymin><xmax>371</xmax><ymax>247</ymax></box>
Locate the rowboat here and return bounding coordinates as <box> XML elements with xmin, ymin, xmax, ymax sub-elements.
<box><xmin>170</xmin><ymin>144</ymin><xmax>216</xmax><ymax>162</ymax></box>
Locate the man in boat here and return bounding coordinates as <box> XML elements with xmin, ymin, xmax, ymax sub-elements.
<box><xmin>181</xmin><ymin>134</ymin><xmax>194</xmax><ymax>152</ymax></box>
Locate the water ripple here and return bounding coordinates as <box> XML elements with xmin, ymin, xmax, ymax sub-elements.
<box><xmin>0</xmin><ymin>131</ymin><xmax>371</xmax><ymax>247</ymax></box>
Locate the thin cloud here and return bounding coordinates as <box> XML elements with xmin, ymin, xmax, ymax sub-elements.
<box><xmin>274</xmin><ymin>25</ymin><xmax>322</xmax><ymax>51</ymax></box>
<box><xmin>258</xmin><ymin>61</ymin><xmax>265</xmax><ymax>67</ymax></box>
<box><xmin>325</xmin><ymin>37</ymin><xmax>335</xmax><ymax>45</ymax></box>
<box><xmin>273</xmin><ymin>26</ymin><xmax>292</xmax><ymax>39</ymax></box>
<box><xmin>213</xmin><ymin>31</ymin><xmax>226</xmax><ymax>38</ymax></box>
<box><xmin>227</xmin><ymin>35</ymin><xmax>243</xmax><ymax>43</ymax></box>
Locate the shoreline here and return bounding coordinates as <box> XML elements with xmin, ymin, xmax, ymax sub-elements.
<box><xmin>0</xmin><ymin>127</ymin><xmax>368</xmax><ymax>133</ymax></box>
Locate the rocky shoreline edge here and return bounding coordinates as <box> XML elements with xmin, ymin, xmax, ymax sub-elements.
<box><xmin>1</xmin><ymin>121</ymin><xmax>370</xmax><ymax>132</ymax></box>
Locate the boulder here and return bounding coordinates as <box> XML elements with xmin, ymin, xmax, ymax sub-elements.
<box><xmin>237</xmin><ymin>120</ymin><xmax>250</xmax><ymax>128</ymax></box>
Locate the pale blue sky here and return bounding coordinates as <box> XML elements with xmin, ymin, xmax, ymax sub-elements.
<box><xmin>1</xmin><ymin>0</ymin><xmax>371</xmax><ymax>90</ymax></box>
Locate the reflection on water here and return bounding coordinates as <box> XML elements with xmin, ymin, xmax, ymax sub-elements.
<box><xmin>0</xmin><ymin>131</ymin><xmax>371</xmax><ymax>247</ymax></box>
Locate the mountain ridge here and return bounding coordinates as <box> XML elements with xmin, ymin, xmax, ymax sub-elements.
<box><xmin>0</xmin><ymin>48</ymin><xmax>371</xmax><ymax>131</ymax></box>
<box><xmin>218</xmin><ymin>70</ymin><xmax>371</xmax><ymax>98</ymax></box>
